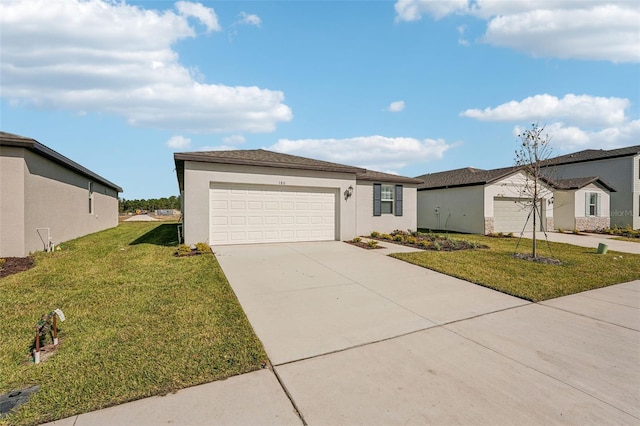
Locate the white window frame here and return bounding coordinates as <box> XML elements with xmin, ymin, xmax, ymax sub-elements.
<box><xmin>381</xmin><ymin>184</ymin><xmax>393</xmax><ymax>214</ymax></box>
<box><xmin>586</xmin><ymin>192</ymin><xmax>600</xmax><ymax>217</ymax></box>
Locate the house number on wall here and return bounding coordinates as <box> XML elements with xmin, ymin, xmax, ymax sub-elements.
<box><xmin>279</xmin><ymin>181</ymin><xmax>286</xmax><ymax>185</ymax></box>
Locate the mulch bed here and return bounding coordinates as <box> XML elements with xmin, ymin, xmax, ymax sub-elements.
<box><xmin>0</xmin><ymin>257</ymin><xmax>35</xmax><ymax>279</ymax></box>
<box><xmin>345</xmin><ymin>241</ymin><xmax>385</xmax><ymax>250</ymax></box>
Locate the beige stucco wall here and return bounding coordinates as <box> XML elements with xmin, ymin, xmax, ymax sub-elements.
<box><xmin>417</xmin><ymin>186</ymin><xmax>484</xmax><ymax>233</ymax></box>
<box><xmin>549</xmin><ymin>156</ymin><xmax>639</xmax><ymax>229</ymax></box>
<box><xmin>355</xmin><ymin>182</ymin><xmax>417</xmax><ymax>236</ymax></box>
<box><xmin>182</xmin><ymin>161</ymin><xmax>359</xmax><ymax>245</ymax></box>
<box><xmin>552</xmin><ymin>190</ymin><xmax>575</xmax><ymax>230</ymax></box>
<box><xmin>0</xmin><ymin>146</ymin><xmax>26</xmax><ymax>257</ymax></box>
<box><xmin>0</xmin><ymin>147</ymin><xmax>119</xmax><ymax>257</ymax></box>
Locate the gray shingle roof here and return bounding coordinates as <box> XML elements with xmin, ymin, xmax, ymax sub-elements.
<box><xmin>174</xmin><ymin>149</ymin><xmax>422</xmax><ymax>185</ymax></box>
<box><xmin>355</xmin><ymin>169</ymin><xmax>424</xmax><ymax>184</ymax></box>
<box><xmin>544</xmin><ymin>145</ymin><xmax>640</xmax><ymax>166</ymax></box>
<box><xmin>554</xmin><ymin>176</ymin><xmax>616</xmax><ymax>192</ymax></box>
<box><xmin>0</xmin><ymin>131</ymin><xmax>123</xmax><ymax>192</ymax></box>
<box><xmin>174</xmin><ymin>149</ymin><xmax>365</xmax><ymax>174</ymax></box>
<box><xmin>415</xmin><ymin>166</ymin><xmax>520</xmax><ymax>190</ymax></box>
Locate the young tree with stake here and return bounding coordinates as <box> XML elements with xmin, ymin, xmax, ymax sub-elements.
<box><xmin>514</xmin><ymin>124</ymin><xmax>553</xmax><ymax>258</ymax></box>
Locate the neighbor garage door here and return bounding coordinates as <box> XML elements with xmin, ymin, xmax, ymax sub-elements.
<box><xmin>493</xmin><ymin>197</ymin><xmax>536</xmax><ymax>233</ymax></box>
<box><xmin>209</xmin><ymin>183</ymin><xmax>336</xmax><ymax>245</ymax></box>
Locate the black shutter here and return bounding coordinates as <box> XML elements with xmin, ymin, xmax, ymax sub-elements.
<box><xmin>373</xmin><ymin>183</ymin><xmax>381</xmax><ymax>216</ymax></box>
<box><xmin>394</xmin><ymin>185</ymin><xmax>403</xmax><ymax>216</ymax></box>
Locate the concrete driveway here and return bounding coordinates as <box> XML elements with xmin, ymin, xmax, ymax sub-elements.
<box><xmin>47</xmin><ymin>241</ymin><xmax>639</xmax><ymax>425</ymax></box>
<box><xmin>522</xmin><ymin>230</ymin><xmax>640</xmax><ymax>254</ymax></box>
<box><xmin>214</xmin><ymin>241</ymin><xmax>640</xmax><ymax>424</ymax></box>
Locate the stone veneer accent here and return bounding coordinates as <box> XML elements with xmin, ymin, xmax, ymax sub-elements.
<box><xmin>545</xmin><ymin>217</ymin><xmax>554</xmax><ymax>232</ymax></box>
<box><xmin>484</xmin><ymin>217</ymin><xmax>494</xmax><ymax>235</ymax></box>
<box><xmin>575</xmin><ymin>216</ymin><xmax>610</xmax><ymax>231</ymax></box>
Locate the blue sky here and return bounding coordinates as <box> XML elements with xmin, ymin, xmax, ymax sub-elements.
<box><xmin>1</xmin><ymin>0</ymin><xmax>638</xmax><ymax>199</ymax></box>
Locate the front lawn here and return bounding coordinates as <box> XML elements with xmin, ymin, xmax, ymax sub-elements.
<box><xmin>0</xmin><ymin>222</ymin><xmax>266</xmax><ymax>426</ymax></box>
<box><xmin>391</xmin><ymin>233</ymin><xmax>640</xmax><ymax>302</ymax></box>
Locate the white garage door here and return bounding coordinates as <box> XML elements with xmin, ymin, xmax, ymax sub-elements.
<box><xmin>493</xmin><ymin>197</ymin><xmax>538</xmax><ymax>233</ymax></box>
<box><xmin>209</xmin><ymin>183</ymin><xmax>336</xmax><ymax>245</ymax></box>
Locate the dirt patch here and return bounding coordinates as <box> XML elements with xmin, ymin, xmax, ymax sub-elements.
<box><xmin>0</xmin><ymin>257</ymin><xmax>35</xmax><ymax>279</ymax></box>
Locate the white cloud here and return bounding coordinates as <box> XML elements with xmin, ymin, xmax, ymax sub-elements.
<box><xmin>394</xmin><ymin>0</ymin><xmax>640</xmax><ymax>63</ymax></box>
<box><xmin>457</xmin><ymin>25</ymin><xmax>470</xmax><ymax>46</ymax></box>
<box><xmin>222</xmin><ymin>134</ymin><xmax>246</xmax><ymax>144</ymax></box>
<box><xmin>395</xmin><ymin>0</ymin><xmax>468</xmax><ymax>21</ymax></box>
<box><xmin>0</xmin><ymin>0</ymin><xmax>292</xmax><ymax>133</ymax></box>
<box><xmin>175</xmin><ymin>1</ymin><xmax>220</xmax><ymax>32</ymax></box>
<box><xmin>166</xmin><ymin>135</ymin><xmax>192</xmax><ymax>149</ymax></box>
<box><xmin>269</xmin><ymin>136</ymin><xmax>452</xmax><ymax>172</ymax></box>
<box><xmin>238</xmin><ymin>12</ymin><xmax>261</xmax><ymax>27</ymax></box>
<box><xmin>464</xmin><ymin>94</ymin><xmax>638</xmax><ymax>152</ymax></box>
<box><xmin>461</xmin><ymin>94</ymin><xmax>630</xmax><ymax>127</ymax></box>
<box><xmin>514</xmin><ymin>120</ymin><xmax>640</xmax><ymax>152</ymax></box>
<box><xmin>387</xmin><ymin>100</ymin><xmax>406</xmax><ymax>112</ymax></box>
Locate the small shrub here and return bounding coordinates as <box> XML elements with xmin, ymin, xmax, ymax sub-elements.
<box><xmin>405</xmin><ymin>236</ymin><xmax>417</xmax><ymax>245</ymax></box>
<box><xmin>367</xmin><ymin>240</ymin><xmax>379</xmax><ymax>248</ymax></box>
<box><xmin>0</xmin><ymin>258</ymin><xmax>5</xmax><ymax>270</ymax></box>
<box><xmin>352</xmin><ymin>237</ymin><xmax>362</xmax><ymax>243</ymax></box>
<box><xmin>418</xmin><ymin>240</ymin><xmax>430</xmax><ymax>248</ymax></box>
<box><xmin>394</xmin><ymin>235</ymin><xmax>405</xmax><ymax>242</ymax></box>
<box><xmin>176</xmin><ymin>244</ymin><xmax>192</xmax><ymax>256</ymax></box>
<box><xmin>572</xmin><ymin>229</ymin><xmax>581</xmax><ymax>234</ymax></box>
<box><xmin>432</xmin><ymin>241</ymin><xmax>441</xmax><ymax>251</ymax></box>
<box><xmin>370</xmin><ymin>231</ymin><xmax>380</xmax><ymax>238</ymax></box>
<box><xmin>195</xmin><ymin>242</ymin><xmax>211</xmax><ymax>254</ymax></box>
<box><xmin>380</xmin><ymin>233</ymin><xmax>393</xmax><ymax>240</ymax></box>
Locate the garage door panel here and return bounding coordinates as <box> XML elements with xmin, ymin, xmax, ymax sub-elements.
<box><xmin>494</xmin><ymin>197</ymin><xmax>539</xmax><ymax>233</ymax></box>
<box><xmin>248</xmin><ymin>216</ymin><xmax>263</xmax><ymax>225</ymax></box>
<box><xmin>210</xmin><ymin>183</ymin><xmax>336</xmax><ymax>245</ymax></box>
<box><xmin>265</xmin><ymin>216</ymin><xmax>278</xmax><ymax>225</ymax></box>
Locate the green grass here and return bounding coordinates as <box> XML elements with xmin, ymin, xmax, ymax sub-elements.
<box><xmin>391</xmin><ymin>234</ymin><xmax>640</xmax><ymax>302</ymax></box>
<box><xmin>0</xmin><ymin>223</ymin><xmax>266</xmax><ymax>426</ymax></box>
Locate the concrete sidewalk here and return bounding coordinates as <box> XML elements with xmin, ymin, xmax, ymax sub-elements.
<box><xmin>45</xmin><ymin>242</ymin><xmax>639</xmax><ymax>425</ymax></box>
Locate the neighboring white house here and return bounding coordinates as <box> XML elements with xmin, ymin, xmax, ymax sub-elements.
<box><xmin>545</xmin><ymin>145</ymin><xmax>640</xmax><ymax>229</ymax></box>
<box><xmin>0</xmin><ymin>131</ymin><xmax>122</xmax><ymax>257</ymax></box>
<box><xmin>174</xmin><ymin>149</ymin><xmax>421</xmax><ymax>246</ymax></box>
<box><xmin>415</xmin><ymin>167</ymin><xmax>555</xmax><ymax>234</ymax></box>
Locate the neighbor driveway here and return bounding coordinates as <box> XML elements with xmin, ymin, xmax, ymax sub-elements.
<box><xmin>214</xmin><ymin>241</ymin><xmax>640</xmax><ymax>424</ymax></box>
<box><xmin>522</xmin><ymin>230</ymin><xmax>640</xmax><ymax>254</ymax></box>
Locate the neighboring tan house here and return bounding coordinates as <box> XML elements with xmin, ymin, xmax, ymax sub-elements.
<box><xmin>415</xmin><ymin>166</ymin><xmax>556</xmax><ymax>234</ymax></box>
<box><xmin>174</xmin><ymin>149</ymin><xmax>421</xmax><ymax>246</ymax></box>
<box><xmin>544</xmin><ymin>145</ymin><xmax>640</xmax><ymax>229</ymax></box>
<box><xmin>416</xmin><ymin>157</ymin><xmax>618</xmax><ymax>235</ymax></box>
<box><xmin>0</xmin><ymin>132</ymin><xmax>122</xmax><ymax>257</ymax></box>
<box><xmin>553</xmin><ymin>177</ymin><xmax>616</xmax><ymax>231</ymax></box>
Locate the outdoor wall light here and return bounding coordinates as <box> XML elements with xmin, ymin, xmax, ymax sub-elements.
<box><xmin>344</xmin><ymin>185</ymin><xmax>354</xmax><ymax>200</ymax></box>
